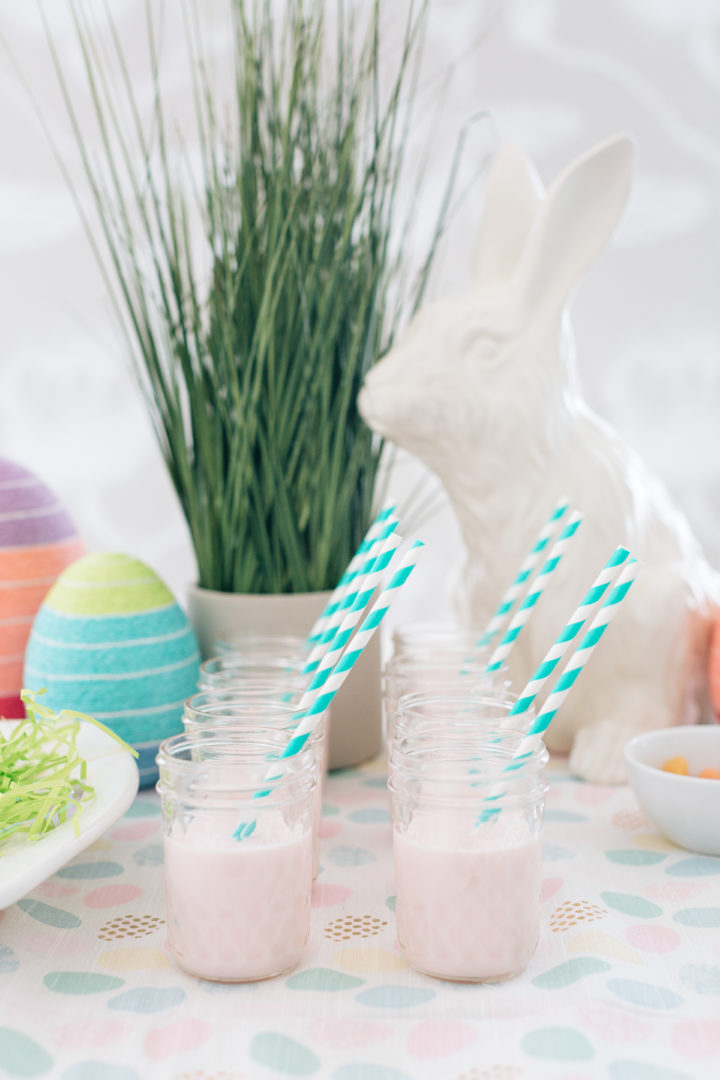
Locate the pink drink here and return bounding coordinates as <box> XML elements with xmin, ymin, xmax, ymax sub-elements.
<box><xmin>164</xmin><ymin>814</ymin><xmax>312</xmax><ymax>981</ymax></box>
<box><xmin>393</xmin><ymin>813</ymin><xmax>542</xmax><ymax>981</ymax></box>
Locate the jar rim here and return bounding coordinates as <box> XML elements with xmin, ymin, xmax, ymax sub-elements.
<box><xmin>213</xmin><ymin>634</ymin><xmax>309</xmax><ymax>659</ymax></box>
<box><xmin>200</xmin><ymin>654</ymin><xmax>307</xmax><ymax>675</ymax></box>
<box><xmin>156</xmin><ymin>731</ymin><xmax>317</xmax><ymax>805</ymax></box>
<box><xmin>393</xmin><ymin>620</ymin><xmax>483</xmax><ymax>640</ymax></box>
<box><xmin>385</xmin><ymin>651</ymin><xmax>492</xmax><ymax>669</ymax></box>
<box><xmin>387</xmin><ymin>772</ymin><xmax>548</xmax><ymax>812</ymax></box>
<box><xmin>185</xmin><ymin>692</ymin><xmax>301</xmax><ymax>717</ymax></box>
<box><xmin>156</xmin><ymin>775</ymin><xmax>317</xmax><ymax>810</ymax></box>
<box><xmin>396</xmin><ymin>691</ymin><xmax>521</xmax><ymax>714</ymax></box>
<box><xmin>157</xmin><ymin>729</ymin><xmax>315</xmax><ymax>770</ymax></box>
<box><xmin>389</xmin><ymin>726</ymin><xmax>548</xmax><ymax>800</ymax></box>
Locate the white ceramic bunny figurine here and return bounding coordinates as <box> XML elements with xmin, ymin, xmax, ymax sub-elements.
<box><xmin>359</xmin><ymin>135</ymin><xmax>717</xmax><ymax>782</ymax></box>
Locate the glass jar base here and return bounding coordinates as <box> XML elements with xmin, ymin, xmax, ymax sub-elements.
<box><xmin>172</xmin><ymin>957</ymin><xmax>301</xmax><ymax>984</ymax></box>
<box><xmin>403</xmin><ymin>959</ymin><xmax>530</xmax><ymax>984</ymax></box>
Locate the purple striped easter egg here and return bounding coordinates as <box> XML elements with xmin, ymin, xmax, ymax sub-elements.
<box><xmin>0</xmin><ymin>458</ymin><xmax>84</xmax><ymax>717</ymax></box>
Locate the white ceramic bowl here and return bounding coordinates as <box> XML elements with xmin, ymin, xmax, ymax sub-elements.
<box><xmin>624</xmin><ymin>726</ymin><xmax>720</xmax><ymax>856</ymax></box>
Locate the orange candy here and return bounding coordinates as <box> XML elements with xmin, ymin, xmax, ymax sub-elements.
<box><xmin>661</xmin><ymin>756</ymin><xmax>689</xmax><ymax>775</ymax></box>
<box><xmin>660</xmin><ymin>758</ymin><xmax>720</xmax><ymax>779</ymax></box>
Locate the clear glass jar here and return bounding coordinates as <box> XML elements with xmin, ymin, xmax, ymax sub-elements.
<box><xmin>383</xmin><ymin>651</ymin><xmax>497</xmax><ymax>708</ymax></box>
<box><xmin>157</xmin><ymin>730</ymin><xmax>317</xmax><ymax>982</ymax></box>
<box><xmin>213</xmin><ymin>633</ymin><xmax>309</xmax><ymax>661</ymax></box>
<box><xmin>183</xmin><ymin>693</ymin><xmax>325</xmax><ymax>877</ymax></box>
<box><xmin>392</xmin><ymin>621</ymin><xmax>484</xmax><ymax>659</ymax></box>
<box><xmin>198</xmin><ymin>655</ymin><xmax>307</xmax><ymax>692</ymax></box>
<box><xmin>382</xmin><ymin>653</ymin><xmax>506</xmax><ymax>751</ymax></box>
<box><xmin>387</xmin><ymin>691</ymin><xmax>523</xmax><ymax>764</ymax></box>
<box><xmin>389</xmin><ymin>725</ymin><xmax>547</xmax><ymax>982</ymax></box>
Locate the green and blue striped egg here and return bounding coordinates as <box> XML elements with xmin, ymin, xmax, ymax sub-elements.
<box><xmin>24</xmin><ymin>552</ymin><xmax>200</xmax><ymax>787</ymax></box>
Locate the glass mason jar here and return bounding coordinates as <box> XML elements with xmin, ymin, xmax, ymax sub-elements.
<box><xmin>213</xmin><ymin>633</ymin><xmax>309</xmax><ymax>661</ymax></box>
<box><xmin>382</xmin><ymin>653</ymin><xmax>505</xmax><ymax>752</ymax></box>
<box><xmin>387</xmin><ymin>691</ymin><xmax>523</xmax><ymax>765</ymax></box>
<box><xmin>198</xmin><ymin>654</ymin><xmax>308</xmax><ymax>692</ymax></box>
<box><xmin>389</xmin><ymin>725</ymin><xmax>548</xmax><ymax>982</ymax></box>
<box><xmin>183</xmin><ymin>693</ymin><xmax>325</xmax><ymax>877</ymax></box>
<box><xmin>392</xmin><ymin>621</ymin><xmax>484</xmax><ymax>659</ymax></box>
<box><xmin>156</xmin><ymin>730</ymin><xmax>316</xmax><ymax>982</ymax></box>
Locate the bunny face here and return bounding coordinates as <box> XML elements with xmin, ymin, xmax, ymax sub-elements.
<box><xmin>359</xmin><ymin>136</ymin><xmax>635</xmax><ymax>478</ymax></box>
<box><xmin>359</xmin><ymin>287</ymin><xmax>529</xmax><ymax>471</ymax></box>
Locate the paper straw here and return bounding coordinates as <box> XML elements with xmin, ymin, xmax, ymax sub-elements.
<box><xmin>233</xmin><ymin>541</ymin><xmax>424</xmax><ymax>837</ymax></box>
<box><xmin>306</xmin><ymin>505</ymin><xmax>397</xmax><ymax>646</ymax></box>
<box><xmin>302</xmin><ymin>522</ymin><xmax>400</xmax><ymax>675</ymax></box>
<box><xmin>477</xmin><ymin>555</ymin><xmax>637</xmax><ymax>823</ymax></box>
<box><xmin>524</xmin><ymin>557</ymin><xmax>638</xmax><ymax>739</ymax></box>
<box><xmin>476</xmin><ymin>498</ymin><xmax>570</xmax><ymax>650</ymax></box>
<box><xmin>503</xmin><ymin>545</ymin><xmax>630</xmax><ymax>726</ymax></box>
<box><xmin>484</xmin><ymin>511</ymin><xmax>584</xmax><ymax>675</ymax></box>
<box><xmin>278</xmin><ymin>541</ymin><xmax>424</xmax><ymax>761</ymax></box>
<box><xmin>299</xmin><ymin>530</ymin><xmax>401</xmax><ymax>687</ymax></box>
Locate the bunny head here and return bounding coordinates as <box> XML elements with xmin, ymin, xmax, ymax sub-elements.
<box><xmin>358</xmin><ymin>136</ymin><xmax>635</xmax><ymax>478</ymax></box>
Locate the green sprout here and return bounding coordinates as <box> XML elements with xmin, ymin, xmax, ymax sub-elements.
<box><xmin>0</xmin><ymin>691</ymin><xmax>137</xmax><ymax>851</ymax></box>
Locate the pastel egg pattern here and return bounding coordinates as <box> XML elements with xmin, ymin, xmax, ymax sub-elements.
<box><xmin>249</xmin><ymin>1033</ymin><xmax>321</xmax><ymax>1076</ymax></box>
<box><xmin>1</xmin><ymin>766</ymin><xmax>717</xmax><ymax>1078</ymax></box>
<box><xmin>677</xmin><ymin>964</ymin><xmax>720</xmax><ymax>995</ymax></box>
<box><xmin>0</xmin><ymin>947</ymin><xmax>19</xmax><ymax>974</ymax></box>
<box><xmin>286</xmin><ymin>968</ymin><xmax>365</xmax><ymax>992</ymax></box>
<box><xmin>23</xmin><ymin>552</ymin><xmax>200</xmax><ymax>785</ymax></box>
<box><xmin>671</xmin><ymin>1018</ymin><xmax>720</xmax><ymax>1058</ymax></box>
<box><xmin>0</xmin><ymin>1028</ymin><xmax>54</xmax><ymax>1078</ymax></box>
<box><xmin>0</xmin><ymin>457</ymin><xmax>84</xmax><ymax>718</ymax></box>
<box><xmin>567</xmin><ymin>930</ymin><xmax>643</xmax><ymax>965</ymax></box>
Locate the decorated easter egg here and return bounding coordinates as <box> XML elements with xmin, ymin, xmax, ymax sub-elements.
<box><xmin>24</xmin><ymin>553</ymin><xmax>200</xmax><ymax>786</ymax></box>
<box><xmin>0</xmin><ymin>458</ymin><xmax>84</xmax><ymax>719</ymax></box>
<box><xmin>709</xmin><ymin>619</ymin><xmax>720</xmax><ymax>722</ymax></box>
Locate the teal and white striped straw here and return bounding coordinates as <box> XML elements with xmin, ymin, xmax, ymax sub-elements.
<box><xmin>476</xmin><ymin>498</ymin><xmax>570</xmax><ymax>650</ymax></box>
<box><xmin>501</xmin><ymin>545</ymin><xmax>630</xmax><ymax>727</ymax></box>
<box><xmin>277</xmin><ymin>541</ymin><xmax>424</xmax><ymax>763</ymax></box>
<box><xmin>302</xmin><ymin>522</ymin><xmax>399</xmax><ymax>676</ymax></box>
<box><xmin>306</xmin><ymin>505</ymin><xmax>397</xmax><ymax>647</ymax></box>
<box><xmin>523</xmin><ymin>557</ymin><xmax>638</xmax><ymax>738</ymax></box>
<box><xmin>233</xmin><ymin>541</ymin><xmax>424</xmax><ymax>837</ymax></box>
<box><xmin>477</xmin><ymin>554</ymin><xmax>637</xmax><ymax>823</ymax></box>
<box><xmin>295</xmin><ymin>531</ymin><xmax>401</xmax><ymax>692</ymax></box>
<box><xmin>484</xmin><ymin>511</ymin><xmax>584</xmax><ymax>675</ymax></box>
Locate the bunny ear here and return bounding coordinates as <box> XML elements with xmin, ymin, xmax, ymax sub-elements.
<box><xmin>471</xmin><ymin>143</ymin><xmax>543</xmax><ymax>285</ymax></box>
<box><xmin>517</xmin><ymin>135</ymin><xmax>634</xmax><ymax>318</ymax></box>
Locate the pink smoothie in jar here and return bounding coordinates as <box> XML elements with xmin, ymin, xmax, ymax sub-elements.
<box><xmin>389</xmin><ymin>724</ymin><xmax>547</xmax><ymax>982</ymax></box>
<box><xmin>157</xmin><ymin>730</ymin><xmax>316</xmax><ymax>982</ymax></box>
<box><xmin>164</xmin><ymin>814</ymin><xmax>312</xmax><ymax>981</ymax></box>
<box><xmin>393</xmin><ymin>813</ymin><xmax>542</xmax><ymax>981</ymax></box>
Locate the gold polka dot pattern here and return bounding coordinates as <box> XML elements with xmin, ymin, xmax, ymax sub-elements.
<box><xmin>324</xmin><ymin>915</ymin><xmax>387</xmax><ymax>941</ymax></box>
<box><xmin>98</xmin><ymin>914</ymin><xmax>164</xmax><ymax>941</ymax></box>
<box><xmin>550</xmin><ymin>900</ymin><xmax>606</xmax><ymax>932</ymax></box>
<box><xmin>612</xmin><ymin>809</ymin><xmax>652</xmax><ymax>831</ymax></box>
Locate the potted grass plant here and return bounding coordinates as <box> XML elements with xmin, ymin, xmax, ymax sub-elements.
<box><xmin>28</xmin><ymin>0</ymin><xmax>456</xmax><ymax>766</ymax></box>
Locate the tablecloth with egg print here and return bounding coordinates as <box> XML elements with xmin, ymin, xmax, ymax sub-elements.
<box><xmin>1</xmin><ymin>756</ymin><xmax>719</xmax><ymax>1080</ymax></box>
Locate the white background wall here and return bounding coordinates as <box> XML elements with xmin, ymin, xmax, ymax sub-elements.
<box><xmin>1</xmin><ymin>0</ymin><xmax>719</xmax><ymax>633</ymax></box>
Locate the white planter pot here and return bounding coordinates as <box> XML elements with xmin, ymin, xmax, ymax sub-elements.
<box><xmin>187</xmin><ymin>585</ymin><xmax>382</xmax><ymax>770</ymax></box>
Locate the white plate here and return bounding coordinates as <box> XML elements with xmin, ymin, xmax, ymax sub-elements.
<box><xmin>0</xmin><ymin>719</ymin><xmax>140</xmax><ymax>908</ymax></box>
